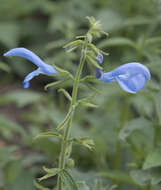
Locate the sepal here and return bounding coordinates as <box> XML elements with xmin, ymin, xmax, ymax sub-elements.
<box><xmin>78</xmin><ymin>99</ymin><xmax>98</xmax><ymax>108</ymax></box>
<box><xmin>44</xmin><ymin>79</ymin><xmax>67</xmax><ymax>90</ymax></box>
<box><xmin>80</xmin><ymin>75</ymin><xmax>99</xmax><ymax>83</ymax></box>
<box><xmin>88</xmin><ymin>43</ymin><xmax>100</xmax><ymax>55</ymax></box>
<box><xmin>58</xmin><ymin>88</ymin><xmax>72</xmax><ymax>102</ymax></box>
<box><xmin>87</xmin><ymin>33</ymin><xmax>93</xmax><ymax>43</ymax></box>
<box><xmin>64</xmin><ymin>40</ymin><xmax>83</xmax><ymax>52</ymax></box>
<box><xmin>65</xmin><ymin>142</ymin><xmax>73</xmax><ymax>158</ymax></box>
<box><xmin>56</xmin><ymin>106</ymin><xmax>75</xmax><ymax>131</ymax></box>
<box><xmin>86</xmin><ymin>83</ymin><xmax>102</xmax><ymax>94</ymax></box>
<box><xmin>38</xmin><ymin>167</ymin><xmax>60</xmax><ymax>181</ymax></box>
<box><xmin>86</xmin><ymin>55</ymin><xmax>103</xmax><ymax>69</ymax></box>
<box><xmin>54</xmin><ymin>64</ymin><xmax>74</xmax><ymax>80</ymax></box>
<box><xmin>72</xmin><ymin>136</ymin><xmax>95</xmax><ymax>150</ymax></box>
<box><xmin>33</xmin><ymin>180</ymin><xmax>50</xmax><ymax>190</ymax></box>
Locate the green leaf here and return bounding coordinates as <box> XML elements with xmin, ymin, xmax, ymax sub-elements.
<box><xmin>38</xmin><ymin>167</ymin><xmax>60</xmax><ymax>181</ymax></box>
<box><xmin>124</xmin><ymin>16</ymin><xmax>153</xmax><ymax>26</ymax></box>
<box><xmin>145</xmin><ymin>37</ymin><xmax>161</xmax><ymax>46</ymax></box>
<box><xmin>60</xmin><ymin>169</ymin><xmax>79</xmax><ymax>190</ymax></box>
<box><xmin>130</xmin><ymin>169</ymin><xmax>149</xmax><ymax>186</ymax></box>
<box><xmin>98</xmin><ymin>37</ymin><xmax>136</xmax><ymax>49</ymax></box>
<box><xmin>119</xmin><ymin>118</ymin><xmax>152</xmax><ymax>141</ymax></box>
<box><xmin>77</xmin><ymin>181</ymin><xmax>90</xmax><ymax>190</ymax></box>
<box><xmin>33</xmin><ymin>180</ymin><xmax>50</xmax><ymax>190</ymax></box>
<box><xmin>58</xmin><ymin>88</ymin><xmax>72</xmax><ymax>102</ymax></box>
<box><xmin>34</xmin><ymin>131</ymin><xmax>62</xmax><ymax>141</ymax></box>
<box><xmin>143</xmin><ymin>149</ymin><xmax>161</xmax><ymax>169</ymax></box>
<box><xmin>99</xmin><ymin>170</ymin><xmax>135</xmax><ymax>185</ymax></box>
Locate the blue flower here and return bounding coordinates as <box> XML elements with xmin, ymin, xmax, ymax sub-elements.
<box><xmin>96</xmin><ymin>59</ymin><xmax>151</xmax><ymax>93</ymax></box>
<box><xmin>3</xmin><ymin>48</ymin><xmax>57</xmax><ymax>88</ymax></box>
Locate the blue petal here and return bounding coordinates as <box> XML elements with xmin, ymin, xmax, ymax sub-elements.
<box><xmin>95</xmin><ymin>68</ymin><xmax>102</xmax><ymax>79</ymax></box>
<box><xmin>40</xmin><ymin>62</ymin><xmax>57</xmax><ymax>75</ymax></box>
<box><xmin>97</xmin><ymin>53</ymin><xmax>103</xmax><ymax>64</ymax></box>
<box><xmin>95</xmin><ymin>53</ymin><xmax>103</xmax><ymax>78</ymax></box>
<box><xmin>116</xmin><ymin>74</ymin><xmax>146</xmax><ymax>93</ymax></box>
<box><xmin>111</xmin><ymin>62</ymin><xmax>151</xmax><ymax>80</ymax></box>
<box><xmin>98</xmin><ymin>71</ymin><xmax>115</xmax><ymax>82</ymax></box>
<box><xmin>23</xmin><ymin>68</ymin><xmax>42</xmax><ymax>88</ymax></box>
<box><xmin>97</xmin><ymin>62</ymin><xmax>151</xmax><ymax>93</ymax></box>
<box><xmin>4</xmin><ymin>48</ymin><xmax>57</xmax><ymax>75</ymax></box>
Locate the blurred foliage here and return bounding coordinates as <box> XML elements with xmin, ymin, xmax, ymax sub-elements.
<box><xmin>1</xmin><ymin>0</ymin><xmax>161</xmax><ymax>189</ymax></box>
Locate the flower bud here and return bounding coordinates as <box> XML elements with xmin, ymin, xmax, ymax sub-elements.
<box><xmin>66</xmin><ymin>158</ymin><xmax>75</xmax><ymax>168</ymax></box>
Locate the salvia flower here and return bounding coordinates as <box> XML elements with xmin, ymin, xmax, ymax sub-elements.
<box><xmin>96</xmin><ymin>55</ymin><xmax>151</xmax><ymax>93</ymax></box>
<box><xmin>3</xmin><ymin>48</ymin><xmax>57</xmax><ymax>88</ymax></box>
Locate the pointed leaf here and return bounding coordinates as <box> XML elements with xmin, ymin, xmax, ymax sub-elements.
<box><xmin>34</xmin><ymin>131</ymin><xmax>62</xmax><ymax>141</ymax></box>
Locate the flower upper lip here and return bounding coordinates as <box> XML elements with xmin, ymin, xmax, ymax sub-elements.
<box><xmin>3</xmin><ymin>48</ymin><xmax>57</xmax><ymax>88</ymax></box>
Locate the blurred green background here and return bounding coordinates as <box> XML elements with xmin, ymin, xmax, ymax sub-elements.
<box><xmin>1</xmin><ymin>0</ymin><xmax>161</xmax><ymax>189</ymax></box>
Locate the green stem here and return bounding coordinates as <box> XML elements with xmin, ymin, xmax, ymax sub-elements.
<box><xmin>114</xmin><ymin>100</ymin><xmax>128</xmax><ymax>170</ymax></box>
<box><xmin>57</xmin><ymin>38</ymin><xmax>88</xmax><ymax>190</ymax></box>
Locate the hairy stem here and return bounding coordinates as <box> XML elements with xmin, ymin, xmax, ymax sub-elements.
<box><xmin>57</xmin><ymin>37</ymin><xmax>88</xmax><ymax>190</ymax></box>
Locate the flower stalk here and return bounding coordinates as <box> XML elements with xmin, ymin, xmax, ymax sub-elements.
<box><xmin>57</xmin><ymin>36</ymin><xmax>88</xmax><ymax>190</ymax></box>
